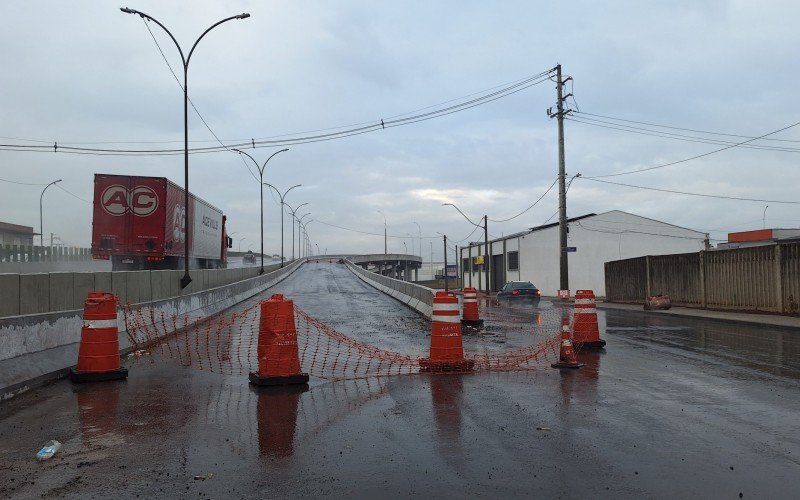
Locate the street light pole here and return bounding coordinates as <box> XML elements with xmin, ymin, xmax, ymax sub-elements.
<box><xmin>264</xmin><ymin>183</ymin><xmax>301</xmax><ymax>267</ymax></box>
<box><xmin>39</xmin><ymin>179</ymin><xmax>61</xmax><ymax>249</ymax></box>
<box><xmin>297</xmin><ymin>212</ymin><xmax>311</xmax><ymax>258</ymax></box>
<box><xmin>377</xmin><ymin>210</ymin><xmax>387</xmax><ymax>254</ymax></box>
<box><xmin>412</xmin><ymin>221</ymin><xmax>422</xmax><ymax>257</ymax></box>
<box><xmin>443</xmin><ymin>203</ymin><xmax>490</xmax><ymax>295</ymax></box>
<box><xmin>121</xmin><ymin>7</ymin><xmax>250</xmax><ymax>288</ymax></box>
<box><xmin>287</xmin><ymin>202</ymin><xmax>309</xmax><ymax>260</ymax></box>
<box><xmin>238</xmin><ymin>236</ymin><xmax>246</xmax><ymax>252</ymax></box>
<box><xmin>233</xmin><ymin>148</ymin><xmax>289</xmax><ymax>274</ymax></box>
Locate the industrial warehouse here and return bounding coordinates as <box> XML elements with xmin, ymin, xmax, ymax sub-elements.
<box><xmin>459</xmin><ymin>210</ymin><xmax>708</xmax><ymax>295</ymax></box>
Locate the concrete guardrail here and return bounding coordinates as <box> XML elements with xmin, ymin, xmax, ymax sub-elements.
<box><xmin>345</xmin><ymin>259</ymin><xmax>435</xmax><ymax>319</ymax></box>
<box><xmin>0</xmin><ymin>259</ymin><xmax>305</xmax><ymax>401</ymax></box>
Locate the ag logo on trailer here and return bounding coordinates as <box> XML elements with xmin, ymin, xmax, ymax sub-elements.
<box><xmin>101</xmin><ymin>185</ymin><xmax>159</xmax><ymax>217</ymax></box>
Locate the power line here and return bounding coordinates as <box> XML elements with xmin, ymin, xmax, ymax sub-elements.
<box><xmin>579</xmin><ymin>177</ymin><xmax>800</xmax><ymax>204</ymax></box>
<box><xmin>576</xmin><ymin>111</ymin><xmax>800</xmax><ymax>143</ymax></box>
<box><xmin>488</xmin><ymin>177</ymin><xmax>558</xmax><ymax>222</ymax></box>
<box><xmin>55</xmin><ymin>184</ymin><xmax>92</xmax><ymax>204</ymax></box>
<box><xmin>0</xmin><ymin>176</ymin><xmax>50</xmax><ymax>186</ymax></box>
<box><xmin>0</xmin><ymin>70</ymin><xmax>555</xmax><ymax>156</ymax></box>
<box><xmin>574</xmin><ymin>221</ymin><xmax>707</xmax><ymax>240</ymax></box>
<box><xmin>584</xmin><ymin>120</ymin><xmax>800</xmax><ymax>178</ymax></box>
<box><xmin>567</xmin><ymin>116</ymin><xmax>800</xmax><ymax>153</ymax></box>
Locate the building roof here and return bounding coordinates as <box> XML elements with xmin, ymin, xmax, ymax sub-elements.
<box><xmin>464</xmin><ymin>210</ymin><xmax>705</xmax><ymax>248</ymax></box>
<box><xmin>0</xmin><ymin>221</ymin><xmax>34</xmax><ymax>235</ymax></box>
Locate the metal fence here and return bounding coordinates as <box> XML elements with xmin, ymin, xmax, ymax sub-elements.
<box><xmin>605</xmin><ymin>242</ymin><xmax>800</xmax><ymax>314</ymax></box>
<box><xmin>0</xmin><ymin>245</ymin><xmax>92</xmax><ymax>262</ymax></box>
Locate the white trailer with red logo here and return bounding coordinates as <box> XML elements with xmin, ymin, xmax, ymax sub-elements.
<box><xmin>91</xmin><ymin>174</ymin><xmax>231</xmax><ymax>271</ymax></box>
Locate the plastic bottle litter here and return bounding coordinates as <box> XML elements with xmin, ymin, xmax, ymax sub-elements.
<box><xmin>36</xmin><ymin>440</ymin><xmax>62</xmax><ymax>461</ymax></box>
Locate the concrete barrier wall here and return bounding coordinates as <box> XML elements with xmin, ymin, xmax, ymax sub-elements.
<box><xmin>0</xmin><ymin>263</ymin><xmax>281</xmax><ymax>318</ymax></box>
<box><xmin>0</xmin><ymin>259</ymin><xmax>304</xmax><ymax>400</ymax></box>
<box><xmin>345</xmin><ymin>259</ymin><xmax>435</xmax><ymax>319</ymax></box>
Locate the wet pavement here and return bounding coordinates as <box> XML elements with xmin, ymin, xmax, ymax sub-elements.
<box><xmin>1</xmin><ymin>262</ymin><xmax>799</xmax><ymax>498</ymax></box>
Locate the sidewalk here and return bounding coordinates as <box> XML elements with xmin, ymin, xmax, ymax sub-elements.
<box><xmin>597</xmin><ymin>301</ymin><xmax>800</xmax><ymax>330</ymax></box>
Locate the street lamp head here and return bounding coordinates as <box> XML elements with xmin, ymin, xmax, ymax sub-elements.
<box><xmin>120</xmin><ymin>7</ymin><xmax>136</xmax><ymax>14</ymax></box>
<box><xmin>236</xmin><ymin>13</ymin><xmax>251</xmax><ymax>19</ymax></box>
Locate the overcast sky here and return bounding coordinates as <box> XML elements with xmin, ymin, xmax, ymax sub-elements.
<box><xmin>2</xmin><ymin>1</ymin><xmax>798</xmax><ymax>260</ymax></box>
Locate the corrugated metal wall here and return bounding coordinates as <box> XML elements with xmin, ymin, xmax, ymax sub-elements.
<box><xmin>782</xmin><ymin>243</ymin><xmax>800</xmax><ymax>314</ymax></box>
<box><xmin>605</xmin><ymin>243</ymin><xmax>800</xmax><ymax>314</ymax></box>
<box><xmin>704</xmin><ymin>245</ymin><xmax>776</xmax><ymax>311</ymax></box>
<box><xmin>604</xmin><ymin>257</ymin><xmax>647</xmax><ymax>302</ymax></box>
<box><xmin>649</xmin><ymin>253</ymin><xmax>702</xmax><ymax>306</ymax></box>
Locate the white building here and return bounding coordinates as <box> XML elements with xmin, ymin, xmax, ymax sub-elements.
<box><xmin>459</xmin><ymin>210</ymin><xmax>708</xmax><ymax>297</ymax></box>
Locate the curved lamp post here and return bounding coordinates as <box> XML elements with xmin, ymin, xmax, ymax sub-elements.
<box><xmin>287</xmin><ymin>202</ymin><xmax>309</xmax><ymax>260</ymax></box>
<box><xmin>40</xmin><ymin>179</ymin><xmax>62</xmax><ymax>249</ymax></box>
<box><xmin>412</xmin><ymin>221</ymin><xmax>422</xmax><ymax>257</ymax></box>
<box><xmin>121</xmin><ymin>7</ymin><xmax>250</xmax><ymax>288</ymax></box>
<box><xmin>264</xmin><ymin>183</ymin><xmax>301</xmax><ymax>267</ymax></box>
<box><xmin>233</xmin><ymin>148</ymin><xmax>289</xmax><ymax>274</ymax></box>
<box><xmin>238</xmin><ymin>236</ymin><xmax>247</xmax><ymax>252</ymax></box>
<box><xmin>300</xmin><ymin>219</ymin><xmax>313</xmax><ymax>258</ymax></box>
<box><xmin>297</xmin><ymin>212</ymin><xmax>311</xmax><ymax>258</ymax></box>
<box><xmin>377</xmin><ymin>210</ymin><xmax>387</xmax><ymax>254</ymax></box>
<box><xmin>443</xmin><ymin>203</ymin><xmax>489</xmax><ymax>295</ymax></box>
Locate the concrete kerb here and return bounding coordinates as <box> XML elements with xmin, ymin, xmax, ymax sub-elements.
<box><xmin>0</xmin><ymin>259</ymin><xmax>307</xmax><ymax>401</ymax></box>
<box><xmin>344</xmin><ymin>259</ymin><xmax>434</xmax><ymax>319</ymax></box>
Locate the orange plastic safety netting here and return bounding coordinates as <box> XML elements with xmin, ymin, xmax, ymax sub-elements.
<box><xmin>121</xmin><ymin>299</ymin><xmax>564</xmax><ymax>380</ymax></box>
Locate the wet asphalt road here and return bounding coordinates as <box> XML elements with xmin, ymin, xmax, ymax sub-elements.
<box><xmin>1</xmin><ymin>262</ymin><xmax>799</xmax><ymax>498</ymax></box>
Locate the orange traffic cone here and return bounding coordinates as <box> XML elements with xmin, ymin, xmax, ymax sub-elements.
<box><xmin>460</xmin><ymin>287</ymin><xmax>484</xmax><ymax>329</ymax></box>
<box><xmin>420</xmin><ymin>291</ymin><xmax>476</xmax><ymax>372</ymax></box>
<box><xmin>249</xmin><ymin>294</ymin><xmax>309</xmax><ymax>386</ymax></box>
<box><xmin>69</xmin><ymin>292</ymin><xmax>128</xmax><ymax>383</ymax></box>
<box><xmin>551</xmin><ymin>316</ymin><xmax>584</xmax><ymax>369</ymax></box>
<box><xmin>572</xmin><ymin>289</ymin><xmax>606</xmax><ymax>350</ymax></box>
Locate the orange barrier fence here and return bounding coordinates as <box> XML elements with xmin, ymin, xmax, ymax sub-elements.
<box><xmin>122</xmin><ymin>296</ymin><xmax>564</xmax><ymax>380</ymax></box>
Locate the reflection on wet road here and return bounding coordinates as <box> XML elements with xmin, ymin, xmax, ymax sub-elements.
<box><xmin>1</xmin><ymin>262</ymin><xmax>799</xmax><ymax>498</ymax></box>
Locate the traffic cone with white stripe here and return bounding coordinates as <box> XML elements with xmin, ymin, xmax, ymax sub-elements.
<box><xmin>551</xmin><ymin>316</ymin><xmax>583</xmax><ymax>369</ymax></box>
<box><xmin>572</xmin><ymin>289</ymin><xmax>606</xmax><ymax>350</ymax></box>
<box><xmin>70</xmin><ymin>292</ymin><xmax>128</xmax><ymax>383</ymax></box>
<box><xmin>460</xmin><ymin>287</ymin><xmax>484</xmax><ymax>329</ymax></box>
<box><xmin>420</xmin><ymin>291</ymin><xmax>475</xmax><ymax>372</ymax></box>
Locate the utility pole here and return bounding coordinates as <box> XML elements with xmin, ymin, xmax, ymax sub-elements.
<box><xmin>549</xmin><ymin>64</ymin><xmax>573</xmax><ymax>297</ymax></box>
<box><xmin>443</xmin><ymin>234</ymin><xmax>448</xmax><ymax>291</ymax></box>
<box><xmin>483</xmin><ymin>215</ymin><xmax>489</xmax><ymax>296</ymax></box>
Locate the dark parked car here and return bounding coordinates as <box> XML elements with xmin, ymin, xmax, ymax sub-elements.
<box><xmin>496</xmin><ymin>281</ymin><xmax>541</xmax><ymax>304</ymax></box>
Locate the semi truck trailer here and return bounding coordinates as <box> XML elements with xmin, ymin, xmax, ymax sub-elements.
<box><xmin>91</xmin><ymin>174</ymin><xmax>232</xmax><ymax>271</ymax></box>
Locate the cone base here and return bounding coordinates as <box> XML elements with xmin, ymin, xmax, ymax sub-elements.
<box><xmin>249</xmin><ymin>383</ymin><xmax>309</xmax><ymax>395</ymax></box>
<box><xmin>461</xmin><ymin>319</ymin><xmax>484</xmax><ymax>329</ymax></box>
<box><xmin>419</xmin><ymin>358</ymin><xmax>476</xmax><ymax>372</ymax></box>
<box><xmin>551</xmin><ymin>361</ymin><xmax>584</xmax><ymax>369</ymax></box>
<box><xmin>249</xmin><ymin>372</ymin><xmax>309</xmax><ymax>386</ymax></box>
<box><xmin>69</xmin><ymin>367</ymin><xmax>128</xmax><ymax>383</ymax></box>
<box><xmin>574</xmin><ymin>340</ymin><xmax>607</xmax><ymax>350</ymax></box>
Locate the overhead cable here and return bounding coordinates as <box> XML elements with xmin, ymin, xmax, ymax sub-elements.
<box><xmin>567</xmin><ymin>116</ymin><xmax>800</xmax><ymax>153</ymax></box>
<box><xmin>488</xmin><ymin>177</ymin><xmax>558</xmax><ymax>222</ymax></box>
<box><xmin>583</xmin><ymin>120</ymin><xmax>800</xmax><ymax>178</ymax></box>
<box><xmin>579</xmin><ymin>177</ymin><xmax>800</xmax><ymax>204</ymax></box>
<box><xmin>0</xmin><ymin>70</ymin><xmax>555</xmax><ymax>156</ymax></box>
